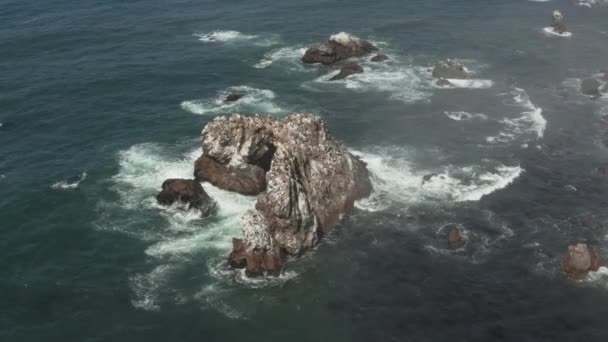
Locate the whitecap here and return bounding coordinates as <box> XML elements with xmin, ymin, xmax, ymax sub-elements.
<box><xmin>542</xmin><ymin>27</ymin><xmax>573</xmax><ymax>38</ymax></box>
<box><xmin>180</xmin><ymin>86</ymin><xmax>284</xmax><ymax>116</ymax></box>
<box><xmin>50</xmin><ymin>171</ymin><xmax>87</xmax><ymax>190</ymax></box>
<box><xmin>352</xmin><ymin>147</ymin><xmax>523</xmax><ymax>206</ymax></box>
<box><xmin>444</xmin><ymin>111</ymin><xmax>488</xmax><ymax>121</ymax></box>
<box><xmin>436</xmin><ymin>78</ymin><xmax>494</xmax><ymax>89</ymax></box>
<box><xmin>253</xmin><ymin>46</ymin><xmax>308</xmax><ymax>69</ymax></box>
<box><xmin>194</xmin><ymin>30</ymin><xmax>279</xmax><ymax>46</ymax></box>
<box><xmin>304</xmin><ymin>59</ymin><xmax>431</xmax><ymax>103</ymax></box>
<box><xmin>486</xmin><ymin>87</ymin><xmax>546</xmax><ymax>144</ymax></box>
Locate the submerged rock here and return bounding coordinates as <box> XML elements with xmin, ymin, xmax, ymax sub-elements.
<box><xmin>432</xmin><ymin>59</ymin><xmax>468</xmax><ymax>79</ymax></box>
<box><xmin>302</xmin><ymin>32</ymin><xmax>377</xmax><ymax>65</ymax></box>
<box><xmin>156</xmin><ymin>179</ymin><xmax>215</xmax><ymax>215</ymax></box>
<box><xmin>224</xmin><ymin>93</ymin><xmax>243</xmax><ymax>102</ymax></box>
<box><xmin>421</xmin><ymin>173</ymin><xmax>439</xmax><ymax>185</ymax></box>
<box><xmin>561</xmin><ymin>243</ymin><xmax>602</xmax><ymax>278</ymax></box>
<box><xmin>581</xmin><ymin>78</ymin><xmax>602</xmax><ymax>96</ymax></box>
<box><xmin>590</xmin><ymin>163</ymin><xmax>608</xmax><ymax>177</ymax></box>
<box><xmin>371</xmin><ymin>53</ymin><xmax>388</xmax><ymax>62</ymax></box>
<box><xmin>197</xmin><ymin>114</ymin><xmax>372</xmax><ymax>275</ymax></box>
<box><xmin>330</xmin><ymin>63</ymin><xmax>364</xmax><ymax>81</ymax></box>
<box><xmin>551</xmin><ymin>10</ymin><xmax>567</xmax><ymax>34</ymax></box>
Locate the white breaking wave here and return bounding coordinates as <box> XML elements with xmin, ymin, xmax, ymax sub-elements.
<box><xmin>444</xmin><ymin>111</ymin><xmax>488</xmax><ymax>121</ymax></box>
<box><xmin>542</xmin><ymin>27</ymin><xmax>573</xmax><ymax>38</ymax></box>
<box><xmin>108</xmin><ymin>143</ymin><xmax>295</xmax><ymax>312</ymax></box>
<box><xmin>436</xmin><ymin>78</ymin><xmax>494</xmax><ymax>89</ymax></box>
<box><xmin>50</xmin><ymin>171</ymin><xmax>87</xmax><ymax>190</ymax></box>
<box><xmin>253</xmin><ymin>46</ymin><xmax>308</xmax><ymax>69</ymax></box>
<box><xmin>304</xmin><ymin>58</ymin><xmax>431</xmax><ymax>104</ymax></box>
<box><xmin>352</xmin><ymin>147</ymin><xmax>523</xmax><ymax>210</ymax></box>
<box><xmin>180</xmin><ymin>86</ymin><xmax>284</xmax><ymax>116</ymax></box>
<box><xmin>487</xmin><ymin>88</ymin><xmax>546</xmax><ymax>144</ymax></box>
<box><xmin>194</xmin><ymin>30</ymin><xmax>279</xmax><ymax>46</ymax></box>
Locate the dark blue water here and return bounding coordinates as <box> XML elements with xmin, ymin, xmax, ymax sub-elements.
<box><xmin>3</xmin><ymin>0</ymin><xmax>608</xmax><ymax>340</ymax></box>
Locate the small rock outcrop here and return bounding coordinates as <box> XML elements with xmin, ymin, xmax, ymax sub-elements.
<box><xmin>581</xmin><ymin>78</ymin><xmax>602</xmax><ymax>96</ymax></box>
<box><xmin>591</xmin><ymin>163</ymin><xmax>608</xmax><ymax>177</ymax></box>
<box><xmin>551</xmin><ymin>10</ymin><xmax>567</xmax><ymax>34</ymax></box>
<box><xmin>224</xmin><ymin>93</ymin><xmax>243</xmax><ymax>102</ymax></box>
<box><xmin>302</xmin><ymin>32</ymin><xmax>377</xmax><ymax>65</ymax></box>
<box><xmin>156</xmin><ymin>179</ymin><xmax>215</xmax><ymax>215</ymax></box>
<box><xmin>371</xmin><ymin>53</ymin><xmax>388</xmax><ymax>62</ymax></box>
<box><xmin>561</xmin><ymin>243</ymin><xmax>602</xmax><ymax>278</ymax></box>
<box><xmin>432</xmin><ymin>59</ymin><xmax>468</xmax><ymax>79</ymax></box>
<box><xmin>435</xmin><ymin>78</ymin><xmax>453</xmax><ymax>87</ymax></box>
<box><xmin>330</xmin><ymin>63</ymin><xmax>364</xmax><ymax>81</ymax></box>
<box><xmin>197</xmin><ymin>114</ymin><xmax>372</xmax><ymax>275</ymax></box>
<box><xmin>445</xmin><ymin>224</ymin><xmax>465</xmax><ymax>249</ymax></box>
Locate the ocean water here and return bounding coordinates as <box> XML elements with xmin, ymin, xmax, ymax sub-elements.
<box><xmin>2</xmin><ymin>0</ymin><xmax>608</xmax><ymax>340</ymax></box>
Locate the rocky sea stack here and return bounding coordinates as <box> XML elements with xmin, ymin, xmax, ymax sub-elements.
<box><xmin>195</xmin><ymin>114</ymin><xmax>373</xmax><ymax>275</ymax></box>
<box><xmin>302</xmin><ymin>32</ymin><xmax>377</xmax><ymax>65</ymax></box>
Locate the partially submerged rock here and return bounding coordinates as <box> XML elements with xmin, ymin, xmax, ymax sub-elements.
<box><xmin>444</xmin><ymin>224</ymin><xmax>465</xmax><ymax>249</ymax></box>
<box><xmin>551</xmin><ymin>10</ymin><xmax>567</xmax><ymax>34</ymax></box>
<box><xmin>197</xmin><ymin>114</ymin><xmax>372</xmax><ymax>275</ymax></box>
<box><xmin>330</xmin><ymin>63</ymin><xmax>364</xmax><ymax>81</ymax></box>
<box><xmin>581</xmin><ymin>78</ymin><xmax>602</xmax><ymax>96</ymax></box>
<box><xmin>224</xmin><ymin>93</ymin><xmax>243</xmax><ymax>102</ymax></box>
<box><xmin>561</xmin><ymin>243</ymin><xmax>602</xmax><ymax>278</ymax></box>
<box><xmin>156</xmin><ymin>178</ymin><xmax>215</xmax><ymax>215</ymax></box>
<box><xmin>371</xmin><ymin>53</ymin><xmax>388</xmax><ymax>62</ymax></box>
<box><xmin>302</xmin><ymin>32</ymin><xmax>377</xmax><ymax>65</ymax></box>
<box><xmin>435</xmin><ymin>78</ymin><xmax>453</xmax><ymax>87</ymax></box>
<box><xmin>590</xmin><ymin>163</ymin><xmax>608</xmax><ymax>177</ymax></box>
<box><xmin>432</xmin><ymin>59</ymin><xmax>468</xmax><ymax>79</ymax></box>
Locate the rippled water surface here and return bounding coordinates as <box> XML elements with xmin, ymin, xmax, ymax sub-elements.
<box><xmin>2</xmin><ymin>0</ymin><xmax>608</xmax><ymax>340</ymax></box>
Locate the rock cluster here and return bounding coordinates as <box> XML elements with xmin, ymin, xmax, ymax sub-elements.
<box><xmin>302</xmin><ymin>32</ymin><xmax>377</xmax><ymax>65</ymax></box>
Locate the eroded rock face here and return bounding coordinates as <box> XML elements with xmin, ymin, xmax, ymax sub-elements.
<box><xmin>302</xmin><ymin>32</ymin><xmax>377</xmax><ymax>65</ymax></box>
<box><xmin>371</xmin><ymin>53</ymin><xmax>388</xmax><ymax>62</ymax></box>
<box><xmin>194</xmin><ymin>155</ymin><xmax>267</xmax><ymax>195</ymax></box>
<box><xmin>432</xmin><ymin>59</ymin><xmax>468</xmax><ymax>79</ymax></box>
<box><xmin>581</xmin><ymin>78</ymin><xmax>602</xmax><ymax>96</ymax></box>
<box><xmin>198</xmin><ymin>114</ymin><xmax>372</xmax><ymax>275</ymax></box>
<box><xmin>330</xmin><ymin>63</ymin><xmax>364</xmax><ymax>81</ymax></box>
<box><xmin>561</xmin><ymin>243</ymin><xmax>602</xmax><ymax>278</ymax></box>
<box><xmin>551</xmin><ymin>10</ymin><xmax>567</xmax><ymax>34</ymax></box>
<box><xmin>156</xmin><ymin>178</ymin><xmax>215</xmax><ymax>215</ymax></box>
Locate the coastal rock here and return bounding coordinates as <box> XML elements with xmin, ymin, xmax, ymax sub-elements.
<box><xmin>435</xmin><ymin>78</ymin><xmax>453</xmax><ymax>87</ymax></box>
<box><xmin>302</xmin><ymin>32</ymin><xmax>377</xmax><ymax>65</ymax></box>
<box><xmin>432</xmin><ymin>59</ymin><xmax>468</xmax><ymax>79</ymax></box>
<box><xmin>551</xmin><ymin>10</ymin><xmax>567</xmax><ymax>34</ymax></box>
<box><xmin>561</xmin><ymin>243</ymin><xmax>602</xmax><ymax>278</ymax></box>
<box><xmin>421</xmin><ymin>173</ymin><xmax>439</xmax><ymax>185</ymax></box>
<box><xmin>371</xmin><ymin>53</ymin><xmax>388</xmax><ymax>62</ymax></box>
<box><xmin>224</xmin><ymin>93</ymin><xmax>243</xmax><ymax>102</ymax></box>
<box><xmin>194</xmin><ymin>155</ymin><xmax>267</xmax><ymax>195</ymax></box>
<box><xmin>156</xmin><ymin>178</ymin><xmax>215</xmax><ymax>215</ymax></box>
<box><xmin>330</xmin><ymin>63</ymin><xmax>364</xmax><ymax>81</ymax></box>
<box><xmin>198</xmin><ymin>114</ymin><xmax>372</xmax><ymax>275</ymax></box>
<box><xmin>445</xmin><ymin>224</ymin><xmax>465</xmax><ymax>249</ymax></box>
<box><xmin>581</xmin><ymin>78</ymin><xmax>602</xmax><ymax>96</ymax></box>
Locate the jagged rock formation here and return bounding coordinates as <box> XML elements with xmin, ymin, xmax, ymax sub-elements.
<box><xmin>432</xmin><ymin>59</ymin><xmax>468</xmax><ymax>79</ymax></box>
<box><xmin>330</xmin><ymin>63</ymin><xmax>364</xmax><ymax>81</ymax></box>
<box><xmin>156</xmin><ymin>179</ymin><xmax>216</xmax><ymax>216</ymax></box>
<box><xmin>302</xmin><ymin>32</ymin><xmax>377</xmax><ymax>65</ymax></box>
<box><xmin>196</xmin><ymin>114</ymin><xmax>372</xmax><ymax>275</ymax></box>
<box><xmin>561</xmin><ymin>243</ymin><xmax>602</xmax><ymax>278</ymax></box>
